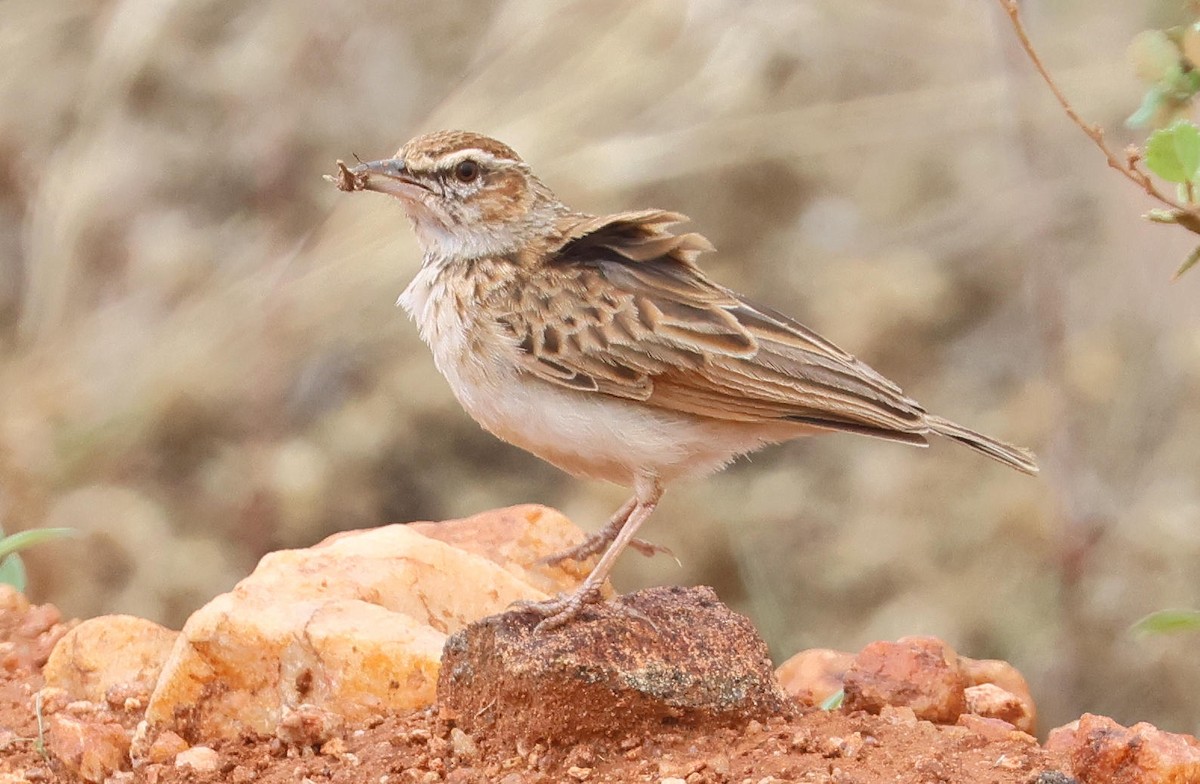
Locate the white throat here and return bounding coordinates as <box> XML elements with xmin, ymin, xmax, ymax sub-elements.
<box><xmin>410</xmin><ymin>217</ymin><xmax>518</xmax><ymax>261</ymax></box>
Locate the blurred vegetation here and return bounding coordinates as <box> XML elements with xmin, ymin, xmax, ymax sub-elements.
<box><xmin>1</xmin><ymin>0</ymin><xmax>1199</xmax><ymax>735</ymax></box>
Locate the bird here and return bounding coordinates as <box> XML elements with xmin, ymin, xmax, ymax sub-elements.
<box><xmin>329</xmin><ymin>130</ymin><xmax>1038</xmax><ymax>631</ymax></box>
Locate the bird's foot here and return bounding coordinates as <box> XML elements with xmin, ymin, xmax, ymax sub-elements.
<box><xmin>512</xmin><ymin>586</ymin><xmax>658</xmax><ymax>633</ymax></box>
<box><xmin>511</xmin><ymin>585</ymin><xmax>604</xmax><ymax>631</ymax></box>
<box><xmin>539</xmin><ymin>535</ymin><xmax>672</xmax><ymax>568</ymax></box>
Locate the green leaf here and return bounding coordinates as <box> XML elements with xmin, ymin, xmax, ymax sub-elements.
<box><xmin>819</xmin><ymin>689</ymin><xmax>845</xmax><ymax>711</ymax></box>
<box><xmin>0</xmin><ymin>554</ymin><xmax>26</xmax><ymax>593</ymax></box>
<box><xmin>0</xmin><ymin>528</ymin><xmax>76</xmax><ymax>562</ymax></box>
<box><xmin>1174</xmin><ymin>245</ymin><xmax>1200</xmax><ymax>279</ymax></box>
<box><xmin>1145</xmin><ymin>121</ymin><xmax>1200</xmax><ymax>182</ymax></box>
<box><xmin>1132</xmin><ymin>608</ymin><xmax>1200</xmax><ymax>635</ymax></box>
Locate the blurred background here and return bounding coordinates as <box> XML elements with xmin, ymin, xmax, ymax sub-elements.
<box><xmin>2</xmin><ymin>0</ymin><xmax>1198</xmax><ymax>734</ymax></box>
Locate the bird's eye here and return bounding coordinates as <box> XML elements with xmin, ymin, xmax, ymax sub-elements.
<box><xmin>454</xmin><ymin>160</ymin><xmax>480</xmax><ymax>183</ymax></box>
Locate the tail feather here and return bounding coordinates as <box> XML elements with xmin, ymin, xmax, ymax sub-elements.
<box><xmin>926</xmin><ymin>415</ymin><xmax>1039</xmax><ymax>476</ymax></box>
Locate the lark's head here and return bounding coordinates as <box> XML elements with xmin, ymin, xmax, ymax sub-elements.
<box><xmin>339</xmin><ymin>130</ymin><xmax>564</xmax><ymax>259</ymax></box>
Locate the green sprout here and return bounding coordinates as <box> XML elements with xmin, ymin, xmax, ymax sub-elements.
<box><xmin>0</xmin><ymin>525</ymin><xmax>77</xmax><ymax>593</ymax></box>
<box><xmin>819</xmin><ymin>689</ymin><xmax>845</xmax><ymax>711</ymax></box>
<box><xmin>1132</xmin><ymin>608</ymin><xmax>1200</xmax><ymax>636</ymax></box>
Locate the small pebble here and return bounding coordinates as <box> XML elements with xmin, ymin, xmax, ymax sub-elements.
<box><xmin>175</xmin><ymin>745</ymin><xmax>220</xmax><ymax>772</ymax></box>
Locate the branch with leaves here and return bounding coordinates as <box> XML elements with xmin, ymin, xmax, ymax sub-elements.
<box><xmin>996</xmin><ymin>0</ymin><xmax>1200</xmax><ymax>278</ymax></box>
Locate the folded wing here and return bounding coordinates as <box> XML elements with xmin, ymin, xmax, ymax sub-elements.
<box><xmin>493</xmin><ymin>210</ymin><xmax>933</xmax><ymax>446</ymax></box>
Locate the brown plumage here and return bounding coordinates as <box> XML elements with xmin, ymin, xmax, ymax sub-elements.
<box><xmin>331</xmin><ymin>130</ymin><xmax>1038</xmax><ymax>630</ymax></box>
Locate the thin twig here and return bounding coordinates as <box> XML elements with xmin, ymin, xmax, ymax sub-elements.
<box><xmin>997</xmin><ymin>0</ymin><xmax>1188</xmax><ymax>212</ymax></box>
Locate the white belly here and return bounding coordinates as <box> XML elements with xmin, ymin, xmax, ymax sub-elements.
<box><xmin>399</xmin><ymin>266</ymin><xmax>794</xmax><ymax>487</ymax></box>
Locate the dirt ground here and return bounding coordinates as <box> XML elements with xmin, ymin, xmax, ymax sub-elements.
<box><xmin>0</xmin><ymin>598</ymin><xmax>1074</xmax><ymax>784</ymax></box>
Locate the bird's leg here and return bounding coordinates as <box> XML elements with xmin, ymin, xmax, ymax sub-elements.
<box><xmin>520</xmin><ymin>480</ymin><xmax>663</xmax><ymax>632</ymax></box>
<box><xmin>539</xmin><ymin>497</ymin><xmax>673</xmax><ymax>566</ymax></box>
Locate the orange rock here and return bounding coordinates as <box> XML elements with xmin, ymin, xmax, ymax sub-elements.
<box><xmin>174</xmin><ymin>745</ymin><xmax>220</xmax><ymax>772</ymax></box>
<box><xmin>0</xmin><ymin>586</ymin><xmax>71</xmax><ymax>671</ymax></box>
<box><xmin>0</xmin><ymin>585</ymin><xmax>28</xmax><ymax>615</ymax></box>
<box><xmin>1044</xmin><ymin>719</ymin><xmax>1078</xmax><ymax>756</ymax></box>
<box><xmin>1060</xmin><ymin>713</ymin><xmax>1200</xmax><ymax>784</ymax></box>
<box><xmin>143</xmin><ymin>729</ymin><xmax>189</xmax><ymax>765</ymax></box>
<box><xmin>145</xmin><ymin>506</ymin><xmax>593</xmax><ymax>740</ymax></box>
<box><xmin>438</xmin><ymin>586</ymin><xmax>788</xmax><ymax>747</ymax></box>
<box><xmin>842</xmin><ymin>636</ymin><xmax>967</xmax><ymax>724</ymax></box>
<box><xmin>408</xmin><ymin>504</ymin><xmax>600</xmax><ymax>596</ymax></box>
<box><xmin>963</xmin><ymin>682</ymin><xmax>1034</xmax><ymax>735</ymax></box>
<box><xmin>775</xmin><ymin>648</ymin><xmax>855</xmax><ymax>705</ymax></box>
<box><xmin>275</xmin><ymin>703</ymin><xmax>345</xmax><ymax>747</ymax></box>
<box><xmin>955</xmin><ymin>712</ymin><xmax>1034</xmax><ymax>744</ymax></box>
<box><xmin>960</xmin><ymin>655</ymin><xmax>1037</xmax><ymax>734</ymax></box>
<box><xmin>45</xmin><ymin>714</ymin><xmax>131</xmax><ymax>783</ymax></box>
<box><xmin>43</xmin><ymin>615</ymin><xmax>178</xmax><ymax>704</ymax></box>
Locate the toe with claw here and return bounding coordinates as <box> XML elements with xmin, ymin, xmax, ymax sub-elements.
<box><xmin>513</xmin><ymin>585</ymin><xmax>605</xmax><ymax>632</ymax></box>
<box><xmin>512</xmin><ymin>587</ymin><xmax>661</xmax><ymax>634</ymax></box>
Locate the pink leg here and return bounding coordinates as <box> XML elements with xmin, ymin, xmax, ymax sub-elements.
<box><xmin>520</xmin><ymin>479</ymin><xmax>664</xmax><ymax>632</ymax></box>
<box><xmin>540</xmin><ymin>497</ymin><xmax>672</xmax><ymax>566</ymax></box>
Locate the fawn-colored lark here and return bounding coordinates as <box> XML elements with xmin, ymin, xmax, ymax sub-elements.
<box><xmin>331</xmin><ymin>130</ymin><xmax>1037</xmax><ymax>630</ymax></box>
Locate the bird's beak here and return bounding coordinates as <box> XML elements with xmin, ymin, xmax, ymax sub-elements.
<box><xmin>330</xmin><ymin>157</ymin><xmax>428</xmax><ymax>199</ymax></box>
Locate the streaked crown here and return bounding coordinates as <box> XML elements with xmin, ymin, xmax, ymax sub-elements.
<box><xmin>367</xmin><ymin>130</ymin><xmax>563</xmax><ymax>260</ymax></box>
<box><xmin>396</xmin><ymin>130</ymin><xmax>524</xmax><ymax>171</ymax></box>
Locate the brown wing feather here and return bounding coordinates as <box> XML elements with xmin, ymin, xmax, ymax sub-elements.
<box><xmin>494</xmin><ymin>210</ymin><xmax>930</xmax><ymax>442</ymax></box>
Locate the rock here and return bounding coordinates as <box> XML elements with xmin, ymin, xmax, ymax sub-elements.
<box><xmin>955</xmin><ymin>713</ymin><xmax>1028</xmax><ymax>743</ymax></box>
<box><xmin>408</xmin><ymin>504</ymin><xmax>601</xmax><ymax>596</ymax></box>
<box><xmin>143</xmin><ymin>729</ymin><xmax>189</xmax><ymax>764</ymax></box>
<box><xmin>45</xmin><ymin>713</ymin><xmax>131</xmax><ymax>783</ymax></box>
<box><xmin>33</xmin><ymin>686</ymin><xmax>69</xmax><ymax>715</ymax></box>
<box><xmin>145</xmin><ymin>506</ymin><xmax>590</xmax><ymax>740</ymax></box>
<box><xmin>42</xmin><ymin>615</ymin><xmax>178</xmax><ymax>704</ymax></box>
<box><xmin>775</xmin><ymin>648</ymin><xmax>855</xmax><ymax>705</ymax></box>
<box><xmin>0</xmin><ymin>585</ymin><xmax>28</xmax><ymax>615</ymax></box>
<box><xmin>777</xmin><ymin>641</ymin><xmax>1037</xmax><ymax>734</ymax></box>
<box><xmin>0</xmin><ymin>586</ymin><xmax>71</xmax><ymax>671</ymax></box>
<box><xmin>964</xmin><ymin>683</ymin><xmax>1030</xmax><ymax>734</ymax></box>
<box><xmin>1052</xmin><ymin>713</ymin><xmax>1200</xmax><ymax>784</ymax></box>
<box><xmin>437</xmin><ymin>585</ymin><xmax>788</xmax><ymax>747</ymax></box>
<box><xmin>960</xmin><ymin>655</ymin><xmax>1037</xmax><ymax>734</ymax></box>
<box><xmin>842</xmin><ymin>636</ymin><xmax>967</xmax><ymax>724</ymax></box>
<box><xmin>275</xmin><ymin>703</ymin><xmax>345</xmax><ymax>747</ymax></box>
<box><xmin>1044</xmin><ymin>720</ymin><xmax>1079</xmax><ymax>756</ymax></box>
<box><xmin>449</xmin><ymin>727</ymin><xmax>478</xmax><ymax>760</ymax></box>
<box><xmin>879</xmin><ymin>704</ymin><xmax>920</xmax><ymax>726</ymax></box>
<box><xmin>174</xmin><ymin>745</ymin><xmax>220</xmax><ymax>772</ymax></box>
